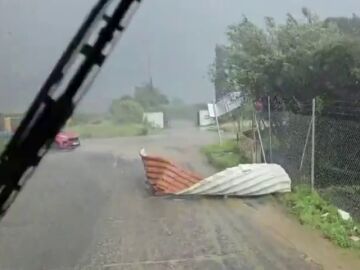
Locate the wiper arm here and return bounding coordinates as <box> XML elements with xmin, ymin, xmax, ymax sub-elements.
<box><xmin>0</xmin><ymin>0</ymin><xmax>141</xmax><ymax>218</ymax></box>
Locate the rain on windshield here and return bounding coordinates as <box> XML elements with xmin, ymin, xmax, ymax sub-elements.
<box><xmin>0</xmin><ymin>1</ymin><xmax>359</xmax><ymax>269</ymax></box>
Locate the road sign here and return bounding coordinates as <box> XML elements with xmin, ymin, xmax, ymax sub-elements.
<box><xmin>208</xmin><ymin>92</ymin><xmax>244</xmax><ymax>117</ymax></box>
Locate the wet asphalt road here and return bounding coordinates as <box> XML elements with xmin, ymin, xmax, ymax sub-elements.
<box><xmin>0</xmin><ymin>122</ymin><xmax>325</xmax><ymax>269</ymax></box>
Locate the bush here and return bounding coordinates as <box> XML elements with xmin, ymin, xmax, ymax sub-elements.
<box><xmin>282</xmin><ymin>186</ymin><xmax>360</xmax><ymax>249</ymax></box>
<box><xmin>110</xmin><ymin>99</ymin><xmax>144</xmax><ymax>124</ymax></box>
<box><xmin>134</xmin><ymin>83</ymin><xmax>169</xmax><ymax>110</ymax></box>
<box><xmin>202</xmin><ymin>139</ymin><xmax>251</xmax><ymax>170</ymax></box>
<box><xmin>162</xmin><ymin>103</ymin><xmax>207</xmax><ymax>121</ymax></box>
<box><xmin>139</xmin><ymin>125</ymin><xmax>149</xmax><ymax>136</ymax></box>
<box><xmin>68</xmin><ymin>113</ymin><xmax>105</xmax><ymax>127</ymax></box>
<box><xmin>319</xmin><ymin>185</ymin><xmax>360</xmax><ymax>221</ymax></box>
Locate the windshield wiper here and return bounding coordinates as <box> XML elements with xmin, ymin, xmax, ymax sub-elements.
<box><xmin>0</xmin><ymin>0</ymin><xmax>141</xmax><ymax>218</ymax></box>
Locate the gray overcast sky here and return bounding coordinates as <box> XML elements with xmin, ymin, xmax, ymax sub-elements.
<box><xmin>0</xmin><ymin>0</ymin><xmax>359</xmax><ymax>112</ymax></box>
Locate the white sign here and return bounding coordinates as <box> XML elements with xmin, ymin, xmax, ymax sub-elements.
<box><xmin>208</xmin><ymin>92</ymin><xmax>244</xmax><ymax>117</ymax></box>
<box><xmin>207</xmin><ymin>103</ymin><xmax>215</xmax><ymax>117</ymax></box>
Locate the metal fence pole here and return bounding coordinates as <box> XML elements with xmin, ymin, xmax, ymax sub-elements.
<box><xmin>255</xmin><ymin>113</ymin><xmax>267</xmax><ymax>163</ymax></box>
<box><xmin>299</xmin><ymin>118</ymin><xmax>312</xmax><ymax>171</ymax></box>
<box><xmin>252</xmin><ymin>111</ymin><xmax>256</xmax><ymax>163</ymax></box>
<box><xmin>311</xmin><ymin>98</ymin><xmax>316</xmax><ymax>191</ymax></box>
<box><xmin>213</xmin><ymin>101</ymin><xmax>222</xmax><ymax>144</ymax></box>
<box><xmin>268</xmin><ymin>96</ymin><xmax>273</xmax><ymax>162</ymax></box>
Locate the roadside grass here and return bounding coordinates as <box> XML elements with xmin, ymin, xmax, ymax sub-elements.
<box><xmin>206</xmin><ymin>121</ymin><xmax>252</xmax><ymax>133</ymax></box>
<box><xmin>67</xmin><ymin>120</ymin><xmax>151</xmax><ymax>139</ymax></box>
<box><xmin>67</xmin><ymin>113</ymin><xmax>105</xmax><ymax>127</ymax></box>
<box><xmin>281</xmin><ymin>185</ymin><xmax>360</xmax><ymax>249</ymax></box>
<box><xmin>319</xmin><ymin>185</ymin><xmax>360</xmax><ymax>223</ymax></box>
<box><xmin>220</xmin><ymin>120</ymin><xmax>252</xmax><ymax>133</ymax></box>
<box><xmin>220</xmin><ymin>122</ymin><xmax>237</xmax><ymax>133</ymax></box>
<box><xmin>201</xmin><ymin>139</ymin><xmax>251</xmax><ymax>170</ymax></box>
<box><xmin>201</xmin><ymin>139</ymin><xmax>360</xmax><ymax>250</ymax></box>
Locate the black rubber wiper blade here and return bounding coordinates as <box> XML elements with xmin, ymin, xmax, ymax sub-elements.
<box><xmin>0</xmin><ymin>0</ymin><xmax>141</xmax><ymax>218</ymax></box>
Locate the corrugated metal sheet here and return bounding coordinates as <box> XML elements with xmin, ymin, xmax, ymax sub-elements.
<box><xmin>140</xmin><ymin>149</ymin><xmax>203</xmax><ymax>194</ymax></box>
<box><xmin>140</xmin><ymin>149</ymin><xmax>291</xmax><ymax>196</ymax></box>
<box><xmin>177</xmin><ymin>164</ymin><xmax>291</xmax><ymax>196</ymax></box>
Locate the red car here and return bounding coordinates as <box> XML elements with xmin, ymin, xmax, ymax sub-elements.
<box><xmin>54</xmin><ymin>131</ymin><xmax>80</xmax><ymax>150</ymax></box>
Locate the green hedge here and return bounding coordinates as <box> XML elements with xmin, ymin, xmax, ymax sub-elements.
<box><xmin>201</xmin><ymin>140</ymin><xmax>251</xmax><ymax>170</ymax></box>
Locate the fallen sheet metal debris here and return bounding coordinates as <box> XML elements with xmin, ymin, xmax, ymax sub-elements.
<box><xmin>140</xmin><ymin>149</ymin><xmax>203</xmax><ymax>195</ymax></box>
<box><xmin>140</xmin><ymin>149</ymin><xmax>291</xmax><ymax>196</ymax></box>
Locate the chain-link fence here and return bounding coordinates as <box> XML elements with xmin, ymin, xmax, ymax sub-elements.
<box><xmin>315</xmin><ymin>116</ymin><xmax>360</xmax><ymax>219</ymax></box>
<box><xmin>256</xmin><ymin>111</ymin><xmax>312</xmax><ymax>187</ymax></box>
<box><xmin>254</xmin><ymin>98</ymin><xmax>360</xmax><ymax>220</ymax></box>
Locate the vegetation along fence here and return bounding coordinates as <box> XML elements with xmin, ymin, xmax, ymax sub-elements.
<box><xmin>254</xmin><ymin>97</ymin><xmax>360</xmax><ymax>220</ymax></box>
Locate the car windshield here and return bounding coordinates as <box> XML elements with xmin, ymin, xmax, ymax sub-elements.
<box><xmin>0</xmin><ymin>1</ymin><xmax>359</xmax><ymax>269</ymax></box>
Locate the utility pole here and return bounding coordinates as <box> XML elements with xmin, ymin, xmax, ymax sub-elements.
<box><xmin>147</xmin><ymin>51</ymin><xmax>154</xmax><ymax>90</ymax></box>
<box><xmin>214</xmin><ymin>101</ymin><xmax>222</xmax><ymax>144</ymax></box>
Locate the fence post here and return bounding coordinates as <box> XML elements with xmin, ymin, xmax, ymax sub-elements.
<box><xmin>255</xmin><ymin>113</ymin><xmax>267</xmax><ymax>163</ymax></box>
<box><xmin>252</xmin><ymin>111</ymin><xmax>257</xmax><ymax>163</ymax></box>
<box><xmin>299</xmin><ymin>118</ymin><xmax>312</xmax><ymax>171</ymax></box>
<box><xmin>213</xmin><ymin>101</ymin><xmax>222</xmax><ymax>144</ymax></box>
<box><xmin>311</xmin><ymin>98</ymin><xmax>316</xmax><ymax>191</ymax></box>
<box><xmin>268</xmin><ymin>96</ymin><xmax>273</xmax><ymax>162</ymax></box>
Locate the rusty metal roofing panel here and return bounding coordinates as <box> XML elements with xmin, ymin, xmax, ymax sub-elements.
<box><xmin>140</xmin><ymin>149</ymin><xmax>291</xmax><ymax>196</ymax></box>
<box><xmin>140</xmin><ymin>149</ymin><xmax>203</xmax><ymax>194</ymax></box>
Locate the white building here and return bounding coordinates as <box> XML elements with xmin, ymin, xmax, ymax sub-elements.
<box><xmin>143</xmin><ymin>112</ymin><xmax>165</xmax><ymax>129</ymax></box>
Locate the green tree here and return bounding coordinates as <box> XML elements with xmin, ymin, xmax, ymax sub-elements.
<box><xmin>325</xmin><ymin>14</ymin><xmax>360</xmax><ymax>36</ymax></box>
<box><xmin>214</xmin><ymin>10</ymin><xmax>360</xmax><ymax>110</ymax></box>
<box><xmin>110</xmin><ymin>99</ymin><xmax>144</xmax><ymax>124</ymax></box>
<box><xmin>120</xmin><ymin>95</ymin><xmax>133</xmax><ymax>101</ymax></box>
<box><xmin>134</xmin><ymin>82</ymin><xmax>169</xmax><ymax>110</ymax></box>
<box><xmin>212</xmin><ymin>45</ymin><xmax>230</xmax><ymax>100</ymax></box>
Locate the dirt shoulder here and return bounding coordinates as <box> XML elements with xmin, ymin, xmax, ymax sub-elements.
<box><xmin>248</xmin><ymin>199</ymin><xmax>360</xmax><ymax>270</ymax></box>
